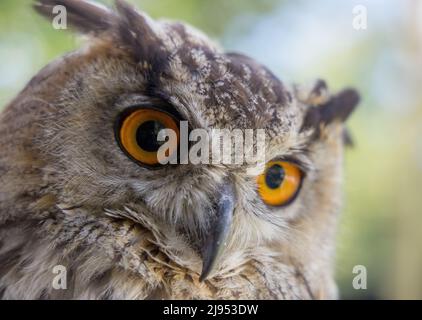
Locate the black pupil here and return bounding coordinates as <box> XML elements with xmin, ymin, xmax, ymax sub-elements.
<box><xmin>136</xmin><ymin>120</ymin><xmax>166</xmax><ymax>152</ymax></box>
<box><xmin>265</xmin><ymin>164</ymin><xmax>285</xmax><ymax>189</ymax></box>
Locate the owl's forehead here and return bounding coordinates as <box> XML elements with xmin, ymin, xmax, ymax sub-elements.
<box><xmin>151</xmin><ymin>21</ymin><xmax>301</xmax><ymax>136</ymax></box>
<box><xmin>62</xmin><ymin>0</ymin><xmax>305</xmax><ymax>138</ymax></box>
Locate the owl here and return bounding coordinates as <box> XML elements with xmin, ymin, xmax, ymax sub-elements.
<box><xmin>0</xmin><ymin>0</ymin><xmax>359</xmax><ymax>299</ymax></box>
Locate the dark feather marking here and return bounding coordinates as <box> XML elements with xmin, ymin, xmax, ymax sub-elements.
<box><xmin>88</xmin><ymin>268</ymin><xmax>113</xmax><ymax>298</ymax></box>
<box><xmin>113</xmin><ymin>0</ymin><xmax>169</xmax><ymax>85</ymax></box>
<box><xmin>33</xmin><ymin>0</ymin><xmax>115</xmax><ymax>34</ymax></box>
<box><xmin>99</xmin><ymin>288</ymin><xmax>114</xmax><ymax>300</ymax></box>
<box><xmin>343</xmin><ymin>127</ymin><xmax>354</xmax><ymax>147</ymax></box>
<box><xmin>254</xmin><ymin>267</ymin><xmax>279</xmax><ymax>299</ymax></box>
<box><xmin>294</xmin><ymin>267</ymin><xmax>315</xmax><ymax>300</ymax></box>
<box><xmin>311</xmin><ymin>79</ymin><xmax>327</xmax><ymax>97</ymax></box>
<box><xmin>39</xmin><ymin>288</ymin><xmax>50</xmax><ymax>300</ymax></box>
<box><xmin>34</xmin><ymin>0</ymin><xmax>170</xmax><ymax>78</ymax></box>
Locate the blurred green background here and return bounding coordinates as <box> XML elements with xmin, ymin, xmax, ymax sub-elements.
<box><xmin>1</xmin><ymin>0</ymin><xmax>421</xmax><ymax>299</ymax></box>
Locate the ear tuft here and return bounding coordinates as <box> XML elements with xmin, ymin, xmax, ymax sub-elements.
<box><xmin>33</xmin><ymin>0</ymin><xmax>115</xmax><ymax>34</ymax></box>
<box><xmin>33</xmin><ymin>0</ymin><xmax>164</xmax><ymax>65</ymax></box>
<box><xmin>323</xmin><ymin>88</ymin><xmax>360</xmax><ymax>124</ymax></box>
<box><xmin>301</xmin><ymin>88</ymin><xmax>360</xmax><ymax>147</ymax></box>
<box><xmin>302</xmin><ymin>88</ymin><xmax>360</xmax><ymax>131</ymax></box>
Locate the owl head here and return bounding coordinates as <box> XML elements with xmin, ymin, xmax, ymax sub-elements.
<box><xmin>0</xmin><ymin>0</ymin><xmax>359</xmax><ymax>299</ymax></box>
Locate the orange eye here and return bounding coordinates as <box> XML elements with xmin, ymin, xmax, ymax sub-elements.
<box><xmin>257</xmin><ymin>161</ymin><xmax>303</xmax><ymax>206</ymax></box>
<box><xmin>117</xmin><ymin>108</ymin><xmax>179</xmax><ymax>166</ymax></box>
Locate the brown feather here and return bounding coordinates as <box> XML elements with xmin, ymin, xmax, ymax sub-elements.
<box><xmin>33</xmin><ymin>0</ymin><xmax>115</xmax><ymax>34</ymax></box>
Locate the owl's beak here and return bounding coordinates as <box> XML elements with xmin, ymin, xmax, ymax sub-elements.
<box><xmin>199</xmin><ymin>181</ymin><xmax>235</xmax><ymax>282</ymax></box>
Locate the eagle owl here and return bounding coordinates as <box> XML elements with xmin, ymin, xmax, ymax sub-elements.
<box><xmin>0</xmin><ymin>0</ymin><xmax>359</xmax><ymax>299</ymax></box>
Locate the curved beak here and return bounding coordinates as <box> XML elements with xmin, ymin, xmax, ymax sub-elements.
<box><xmin>199</xmin><ymin>181</ymin><xmax>236</xmax><ymax>282</ymax></box>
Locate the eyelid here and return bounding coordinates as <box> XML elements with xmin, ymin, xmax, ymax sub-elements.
<box><xmin>114</xmin><ymin>94</ymin><xmax>184</xmax><ymax>121</ymax></box>
<box><xmin>268</xmin><ymin>156</ymin><xmax>309</xmax><ymax>176</ymax></box>
<box><xmin>120</xmin><ymin>105</ymin><xmax>181</xmax><ymax>122</ymax></box>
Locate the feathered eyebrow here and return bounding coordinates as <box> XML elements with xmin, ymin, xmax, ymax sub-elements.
<box><xmin>270</xmin><ymin>154</ymin><xmax>312</xmax><ymax>175</ymax></box>
<box><xmin>300</xmin><ymin>88</ymin><xmax>360</xmax><ymax>141</ymax></box>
